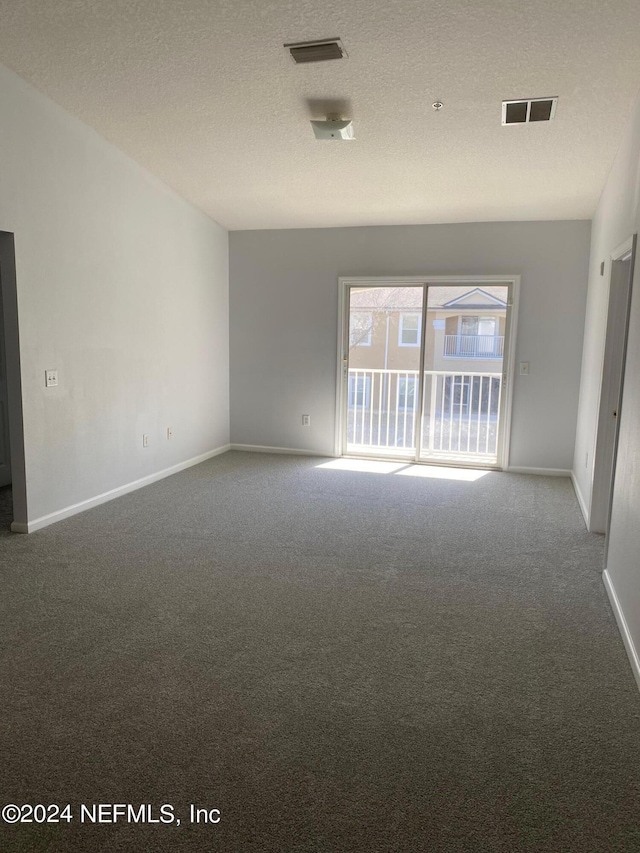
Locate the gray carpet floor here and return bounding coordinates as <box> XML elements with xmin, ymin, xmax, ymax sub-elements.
<box><xmin>1</xmin><ymin>450</ymin><xmax>639</xmax><ymax>853</ymax></box>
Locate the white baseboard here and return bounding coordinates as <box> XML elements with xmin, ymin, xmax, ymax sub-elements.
<box><xmin>570</xmin><ymin>471</ymin><xmax>590</xmax><ymax>529</ymax></box>
<box><xmin>603</xmin><ymin>568</ymin><xmax>640</xmax><ymax>694</ymax></box>
<box><xmin>505</xmin><ymin>466</ymin><xmax>571</xmax><ymax>477</ymax></box>
<box><xmin>12</xmin><ymin>444</ymin><xmax>231</xmax><ymax>534</ymax></box>
<box><xmin>230</xmin><ymin>443</ymin><xmax>332</xmax><ymax>458</ymax></box>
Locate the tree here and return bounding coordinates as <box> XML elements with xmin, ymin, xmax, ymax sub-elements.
<box><xmin>348</xmin><ymin>288</ymin><xmax>405</xmax><ymax>350</ymax></box>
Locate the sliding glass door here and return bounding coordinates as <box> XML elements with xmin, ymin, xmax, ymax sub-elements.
<box><xmin>340</xmin><ymin>279</ymin><xmax>515</xmax><ymax>468</ymax></box>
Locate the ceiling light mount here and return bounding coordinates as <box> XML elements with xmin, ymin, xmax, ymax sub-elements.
<box><xmin>310</xmin><ymin>118</ymin><xmax>355</xmax><ymax>140</ymax></box>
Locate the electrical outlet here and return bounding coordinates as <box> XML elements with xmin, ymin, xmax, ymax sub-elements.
<box><xmin>143</xmin><ymin>434</ymin><xmax>149</xmax><ymax>448</ymax></box>
<box><xmin>167</xmin><ymin>427</ymin><xmax>173</xmax><ymax>440</ymax></box>
<box><xmin>302</xmin><ymin>414</ymin><xmax>310</xmax><ymax>426</ymax></box>
<box><xmin>519</xmin><ymin>362</ymin><xmax>529</xmax><ymax>376</ymax></box>
<box><xmin>45</xmin><ymin>369</ymin><xmax>58</xmax><ymax>387</ymax></box>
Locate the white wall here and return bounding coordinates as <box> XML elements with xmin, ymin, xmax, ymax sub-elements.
<box><xmin>573</xmin><ymin>89</ymin><xmax>640</xmax><ymax>523</ymax></box>
<box><xmin>230</xmin><ymin>221</ymin><xmax>590</xmax><ymax>470</ymax></box>
<box><xmin>575</xmin><ymin>88</ymin><xmax>640</xmax><ymax>686</ymax></box>
<box><xmin>0</xmin><ymin>63</ymin><xmax>229</xmax><ymax>527</ymax></box>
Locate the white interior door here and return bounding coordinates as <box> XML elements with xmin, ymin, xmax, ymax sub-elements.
<box><xmin>591</xmin><ymin>238</ymin><xmax>636</xmax><ymax>534</ymax></box>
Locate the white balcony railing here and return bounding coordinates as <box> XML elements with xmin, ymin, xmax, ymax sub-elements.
<box><xmin>444</xmin><ymin>334</ymin><xmax>504</xmax><ymax>359</ymax></box>
<box><xmin>347</xmin><ymin>368</ymin><xmax>502</xmax><ymax>459</ymax></box>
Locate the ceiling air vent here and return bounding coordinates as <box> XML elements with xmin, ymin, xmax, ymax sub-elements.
<box><xmin>285</xmin><ymin>38</ymin><xmax>346</xmax><ymax>64</ymax></box>
<box><xmin>502</xmin><ymin>97</ymin><xmax>558</xmax><ymax>125</ymax></box>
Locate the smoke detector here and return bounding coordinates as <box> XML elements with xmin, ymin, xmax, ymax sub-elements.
<box><xmin>310</xmin><ymin>119</ymin><xmax>355</xmax><ymax>140</ymax></box>
<box><xmin>502</xmin><ymin>97</ymin><xmax>558</xmax><ymax>125</ymax></box>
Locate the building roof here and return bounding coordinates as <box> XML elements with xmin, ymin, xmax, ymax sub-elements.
<box><xmin>350</xmin><ymin>285</ymin><xmax>508</xmax><ymax>311</ymax></box>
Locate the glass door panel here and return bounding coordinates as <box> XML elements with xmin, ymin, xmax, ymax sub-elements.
<box><xmin>420</xmin><ymin>284</ymin><xmax>508</xmax><ymax>465</ymax></box>
<box><xmin>346</xmin><ymin>286</ymin><xmax>423</xmax><ymax>457</ymax></box>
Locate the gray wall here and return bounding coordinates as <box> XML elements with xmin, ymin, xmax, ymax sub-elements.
<box><xmin>575</xmin><ymin>88</ymin><xmax>640</xmax><ymax>680</ymax></box>
<box><xmin>0</xmin><ymin>62</ymin><xmax>229</xmax><ymax>525</ymax></box>
<box><xmin>230</xmin><ymin>220</ymin><xmax>590</xmax><ymax>470</ymax></box>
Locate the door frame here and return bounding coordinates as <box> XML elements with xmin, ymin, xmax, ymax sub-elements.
<box><xmin>335</xmin><ymin>275</ymin><xmax>520</xmax><ymax>469</ymax></box>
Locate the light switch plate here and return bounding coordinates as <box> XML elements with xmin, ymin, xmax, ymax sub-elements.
<box><xmin>45</xmin><ymin>369</ymin><xmax>58</xmax><ymax>387</ymax></box>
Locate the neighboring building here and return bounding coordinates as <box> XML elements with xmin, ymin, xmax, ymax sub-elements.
<box><xmin>349</xmin><ymin>284</ymin><xmax>507</xmax><ymax>371</ymax></box>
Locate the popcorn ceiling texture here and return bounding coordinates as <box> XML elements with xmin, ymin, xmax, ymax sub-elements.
<box><xmin>0</xmin><ymin>0</ymin><xmax>639</xmax><ymax>229</ymax></box>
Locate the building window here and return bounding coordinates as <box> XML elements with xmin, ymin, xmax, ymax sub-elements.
<box><xmin>461</xmin><ymin>315</ymin><xmax>496</xmax><ymax>337</ymax></box>
<box><xmin>445</xmin><ymin>375</ymin><xmax>471</xmax><ymax>413</ymax></box>
<box><xmin>348</xmin><ymin>375</ymin><xmax>371</xmax><ymax>409</ymax></box>
<box><xmin>399</xmin><ymin>313</ymin><xmax>421</xmax><ymax>346</ymax></box>
<box><xmin>349</xmin><ymin>312</ymin><xmax>372</xmax><ymax>346</ymax></box>
<box><xmin>398</xmin><ymin>376</ymin><xmax>418</xmax><ymax>411</ymax></box>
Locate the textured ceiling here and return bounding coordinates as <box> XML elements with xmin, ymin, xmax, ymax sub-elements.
<box><xmin>0</xmin><ymin>0</ymin><xmax>639</xmax><ymax>230</ymax></box>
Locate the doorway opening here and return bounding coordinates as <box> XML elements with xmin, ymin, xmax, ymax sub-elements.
<box><xmin>336</xmin><ymin>277</ymin><xmax>518</xmax><ymax>468</ymax></box>
<box><xmin>0</xmin><ymin>232</ymin><xmax>27</xmax><ymax>533</ymax></box>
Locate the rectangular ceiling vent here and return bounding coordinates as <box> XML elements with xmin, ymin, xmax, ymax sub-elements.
<box><xmin>502</xmin><ymin>97</ymin><xmax>558</xmax><ymax>125</ymax></box>
<box><xmin>285</xmin><ymin>38</ymin><xmax>346</xmax><ymax>64</ymax></box>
